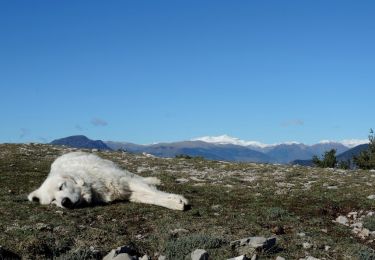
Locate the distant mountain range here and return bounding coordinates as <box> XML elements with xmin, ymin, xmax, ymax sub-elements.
<box><xmin>50</xmin><ymin>135</ymin><xmax>369</xmax><ymax>165</ymax></box>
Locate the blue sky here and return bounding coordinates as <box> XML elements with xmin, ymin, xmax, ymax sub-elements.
<box><xmin>1</xmin><ymin>1</ymin><xmax>374</xmax><ymax>145</ymax></box>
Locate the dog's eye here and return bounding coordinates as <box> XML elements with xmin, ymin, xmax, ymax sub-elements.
<box><xmin>59</xmin><ymin>184</ymin><xmax>64</xmax><ymax>191</ymax></box>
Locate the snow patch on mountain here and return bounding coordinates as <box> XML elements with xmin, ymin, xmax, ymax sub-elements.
<box><xmin>193</xmin><ymin>135</ymin><xmax>368</xmax><ymax>148</ymax></box>
<box><xmin>320</xmin><ymin>139</ymin><xmax>368</xmax><ymax>148</ymax></box>
<box><xmin>191</xmin><ymin>135</ymin><xmax>301</xmax><ymax>148</ymax></box>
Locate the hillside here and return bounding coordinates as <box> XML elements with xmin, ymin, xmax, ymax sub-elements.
<box><xmin>1</xmin><ymin>144</ymin><xmax>375</xmax><ymax>259</ymax></box>
<box><xmin>337</xmin><ymin>144</ymin><xmax>369</xmax><ymax>162</ymax></box>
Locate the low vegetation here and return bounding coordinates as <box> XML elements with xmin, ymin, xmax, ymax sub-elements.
<box><xmin>1</xmin><ymin>143</ymin><xmax>375</xmax><ymax>259</ymax></box>
<box><xmin>312</xmin><ymin>149</ymin><xmax>337</xmax><ymax>168</ymax></box>
<box><xmin>354</xmin><ymin>129</ymin><xmax>375</xmax><ymax>170</ymax></box>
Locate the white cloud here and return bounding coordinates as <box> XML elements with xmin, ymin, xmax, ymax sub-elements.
<box><xmin>91</xmin><ymin>118</ymin><xmax>108</xmax><ymax>127</ymax></box>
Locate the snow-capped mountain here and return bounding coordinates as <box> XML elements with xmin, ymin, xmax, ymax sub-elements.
<box><xmin>51</xmin><ymin>135</ymin><xmax>368</xmax><ymax>164</ymax></box>
<box><xmin>192</xmin><ymin>135</ymin><xmax>367</xmax><ymax>149</ymax></box>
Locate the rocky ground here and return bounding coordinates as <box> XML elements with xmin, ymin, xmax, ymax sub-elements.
<box><xmin>1</xmin><ymin>143</ymin><xmax>375</xmax><ymax>259</ymax></box>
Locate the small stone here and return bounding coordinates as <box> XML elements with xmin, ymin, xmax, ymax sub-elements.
<box><xmin>176</xmin><ymin>178</ymin><xmax>189</xmax><ymax>184</ymax></box>
<box><xmin>158</xmin><ymin>256</ymin><xmax>166</xmax><ymax>260</ymax></box>
<box><xmin>35</xmin><ymin>223</ymin><xmax>51</xmax><ymax>231</ymax></box>
<box><xmin>303</xmin><ymin>242</ymin><xmax>312</xmax><ymax>249</ymax></box>
<box><xmin>170</xmin><ymin>228</ymin><xmax>189</xmax><ymax>236</ymax></box>
<box><xmin>226</xmin><ymin>255</ymin><xmax>250</xmax><ymax>260</ymax></box>
<box><xmin>350</xmin><ymin>222</ymin><xmax>363</xmax><ymax>229</ymax></box>
<box><xmin>335</xmin><ymin>215</ymin><xmax>349</xmax><ymax>226</ymax></box>
<box><xmin>230</xmin><ymin>236</ymin><xmax>276</xmax><ymax>251</ymax></box>
<box><xmin>55</xmin><ymin>210</ymin><xmax>64</xmax><ymax>215</ymax></box>
<box><xmin>347</xmin><ymin>211</ymin><xmax>358</xmax><ymax>219</ymax></box>
<box><xmin>276</xmin><ymin>257</ymin><xmax>286</xmax><ymax>260</ymax></box>
<box><xmin>211</xmin><ymin>204</ymin><xmax>221</xmax><ymax>210</ymax></box>
<box><xmin>352</xmin><ymin>227</ymin><xmax>362</xmax><ymax>235</ymax></box>
<box><xmin>367</xmin><ymin>195</ymin><xmax>375</xmax><ymax>200</ymax></box>
<box><xmin>359</xmin><ymin>228</ymin><xmax>370</xmax><ymax>239</ymax></box>
<box><xmin>297</xmin><ymin>232</ymin><xmax>306</xmax><ymax>237</ymax></box>
<box><xmin>191</xmin><ymin>249</ymin><xmax>209</xmax><ymax>260</ymax></box>
<box><xmin>324</xmin><ymin>245</ymin><xmax>331</xmax><ymax>251</ymax></box>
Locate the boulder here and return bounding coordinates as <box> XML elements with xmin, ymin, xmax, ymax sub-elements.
<box><xmin>231</xmin><ymin>236</ymin><xmax>276</xmax><ymax>251</ymax></box>
<box><xmin>103</xmin><ymin>246</ymin><xmax>137</xmax><ymax>260</ymax></box>
<box><xmin>227</xmin><ymin>255</ymin><xmax>250</xmax><ymax>260</ymax></box>
<box><xmin>191</xmin><ymin>249</ymin><xmax>209</xmax><ymax>260</ymax></box>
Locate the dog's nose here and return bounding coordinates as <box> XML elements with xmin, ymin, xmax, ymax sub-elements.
<box><xmin>61</xmin><ymin>197</ymin><xmax>73</xmax><ymax>208</ymax></box>
<box><xmin>32</xmin><ymin>197</ymin><xmax>39</xmax><ymax>203</ymax></box>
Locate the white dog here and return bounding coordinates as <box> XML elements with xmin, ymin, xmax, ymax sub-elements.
<box><xmin>28</xmin><ymin>152</ymin><xmax>189</xmax><ymax>210</ymax></box>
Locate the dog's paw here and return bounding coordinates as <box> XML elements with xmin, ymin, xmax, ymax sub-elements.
<box><xmin>168</xmin><ymin>194</ymin><xmax>189</xmax><ymax>211</ymax></box>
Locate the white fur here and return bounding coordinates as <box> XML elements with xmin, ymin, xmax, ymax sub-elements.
<box><xmin>28</xmin><ymin>152</ymin><xmax>189</xmax><ymax>210</ymax></box>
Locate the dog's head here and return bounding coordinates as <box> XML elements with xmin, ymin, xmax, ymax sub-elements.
<box><xmin>28</xmin><ymin>175</ymin><xmax>91</xmax><ymax>209</ymax></box>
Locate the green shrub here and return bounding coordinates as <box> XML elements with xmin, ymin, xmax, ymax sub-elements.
<box><xmin>265</xmin><ymin>207</ymin><xmax>291</xmax><ymax>221</ymax></box>
<box><xmin>363</xmin><ymin>216</ymin><xmax>375</xmax><ymax>231</ymax></box>
<box><xmin>354</xmin><ymin>129</ymin><xmax>375</xmax><ymax>170</ymax></box>
<box><xmin>357</xmin><ymin>247</ymin><xmax>375</xmax><ymax>260</ymax></box>
<box><xmin>312</xmin><ymin>149</ymin><xmax>337</xmax><ymax>168</ymax></box>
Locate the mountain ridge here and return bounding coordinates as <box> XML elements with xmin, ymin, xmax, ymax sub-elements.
<box><xmin>50</xmin><ymin>135</ymin><xmax>368</xmax><ymax>164</ymax></box>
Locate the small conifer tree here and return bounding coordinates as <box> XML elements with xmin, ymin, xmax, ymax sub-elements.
<box><xmin>354</xmin><ymin>129</ymin><xmax>375</xmax><ymax>169</ymax></box>
<box><xmin>312</xmin><ymin>149</ymin><xmax>337</xmax><ymax>168</ymax></box>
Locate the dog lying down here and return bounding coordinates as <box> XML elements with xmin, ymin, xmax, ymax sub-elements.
<box><xmin>28</xmin><ymin>152</ymin><xmax>189</xmax><ymax>210</ymax></box>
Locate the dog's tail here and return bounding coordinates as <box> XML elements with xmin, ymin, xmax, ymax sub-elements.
<box><xmin>143</xmin><ymin>177</ymin><xmax>161</xmax><ymax>186</ymax></box>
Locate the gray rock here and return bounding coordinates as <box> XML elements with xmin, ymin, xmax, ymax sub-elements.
<box><xmin>335</xmin><ymin>215</ymin><xmax>349</xmax><ymax>226</ymax></box>
<box><xmin>191</xmin><ymin>249</ymin><xmax>209</xmax><ymax>260</ymax></box>
<box><xmin>170</xmin><ymin>228</ymin><xmax>189</xmax><ymax>236</ymax></box>
<box><xmin>227</xmin><ymin>255</ymin><xmax>250</xmax><ymax>260</ymax></box>
<box><xmin>368</xmin><ymin>195</ymin><xmax>375</xmax><ymax>200</ymax></box>
<box><xmin>176</xmin><ymin>178</ymin><xmax>189</xmax><ymax>183</ymax></box>
<box><xmin>103</xmin><ymin>246</ymin><xmax>137</xmax><ymax>260</ymax></box>
<box><xmin>231</xmin><ymin>236</ymin><xmax>276</xmax><ymax>251</ymax></box>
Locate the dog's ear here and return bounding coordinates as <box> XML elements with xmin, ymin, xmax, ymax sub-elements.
<box><xmin>60</xmin><ymin>175</ymin><xmax>84</xmax><ymax>186</ymax></box>
<box><xmin>72</xmin><ymin>176</ymin><xmax>86</xmax><ymax>187</ymax></box>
